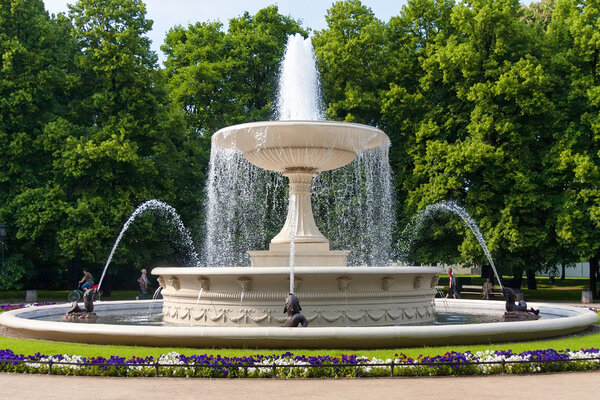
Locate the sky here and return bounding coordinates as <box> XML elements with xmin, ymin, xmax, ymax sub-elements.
<box><xmin>43</xmin><ymin>0</ymin><xmax>408</xmax><ymax>63</ymax></box>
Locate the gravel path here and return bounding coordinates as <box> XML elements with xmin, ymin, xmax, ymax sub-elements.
<box><xmin>1</xmin><ymin>371</ymin><xmax>599</xmax><ymax>400</ymax></box>
<box><xmin>0</xmin><ymin>324</ymin><xmax>26</xmax><ymax>339</ymax></box>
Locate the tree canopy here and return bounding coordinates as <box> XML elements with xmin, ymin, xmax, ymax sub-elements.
<box><xmin>0</xmin><ymin>0</ymin><xmax>598</xmax><ymax>297</ymax></box>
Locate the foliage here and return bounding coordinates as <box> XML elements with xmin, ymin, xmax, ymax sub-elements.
<box><xmin>163</xmin><ymin>6</ymin><xmax>305</xmax><ymax>135</ymax></box>
<box><xmin>547</xmin><ymin>0</ymin><xmax>600</xmax><ymax>258</ymax></box>
<box><xmin>1</xmin><ymin>0</ymin><xmax>203</xmax><ymax>288</ymax></box>
<box><xmin>0</xmin><ymin>348</ymin><xmax>598</xmax><ymax>377</ymax></box>
<box><xmin>161</xmin><ymin>6</ymin><xmax>305</xmax><ymax>255</ymax></box>
<box><xmin>0</xmin><ymin>254</ymin><xmax>33</xmax><ymax>290</ymax></box>
<box><xmin>0</xmin><ymin>0</ymin><xmax>76</xmax><ymax>287</ymax></box>
<box><xmin>313</xmin><ymin>0</ymin><xmax>388</xmax><ymax>124</ymax></box>
<box><xmin>1</xmin><ymin>0</ymin><xmax>600</xmax><ymax>292</ymax></box>
<box><xmin>397</xmin><ymin>0</ymin><xmax>557</xmax><ymax>277</ymax></box>
<box><xmin>57</xmin><ymin>0</ymin><xmax>190</xmax><ymax>268</ymax></box>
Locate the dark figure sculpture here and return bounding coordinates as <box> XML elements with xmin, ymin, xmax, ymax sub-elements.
<box><xmin>282</xmin><ymin>293</ymin><xmax>308</xmax><ymax>327</ymax></box>
<box><xmin>67</xmin><ymin>301</ymin><xmax>82</xmax><ymax>314</ymax></box>
<box><xmin>63</xmin><ymin>289</ymin><xmax>98</xmax><ymax>321</ymax></box>
<box><xmin>502</xmin><ymin>287</ymin><xmax>539</xmax><ymax>320</ymax></box>
<box><xmin>83</xmin><ymin>288</ymin><xmax>96</xmax><ymax>313</ymax></box>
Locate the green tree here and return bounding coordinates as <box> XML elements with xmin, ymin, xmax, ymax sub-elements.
<box><xmin>546</xmin><ymin>0</ymin><xmax>600</xmax><ymax>298</ymax></box>
<box><xmin>380</xmin><ymin>0</ymin><xmax>456</xmax><ymax>254</ymax></box>
<box><xmin>161</xmin><ymin>7</ymin><xmax>305</xmax><ymax>257</ymax></box>
<box><xmin>0</xmin><ymin>0</ymin><xmax>76</xmax><ymax>287</ymax></box>
<box><xmin>521</xmin><ymin>0</ymin><xmax>556</xmax><ymax>32</ymax></box>
<box><xmin>389</xmin><ymin>0</ymin><xmax>558</xmax><ymax>284</ymax></box>
<box><xmin>40</xmin><ymin>0</ymin><xmax>195</xmax><ymax>286</ymax></box>
<box><xmin>312</xmin><ymin>0</ymin><xmax>388</xmax><ymax>124</ymax></box>
<box><xmin>163</xmin><ymin>6</ymin><xmax>305</xmax><ymax>136</ymax></box>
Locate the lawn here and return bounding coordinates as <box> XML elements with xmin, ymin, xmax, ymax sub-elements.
<box><xmin>437</xmin><ymin>275</ymin><xmax>592</xmax><ymax>302</ymax></box>
<box><xmin>0</xmin><ymin>327</ymin><xmax>598</xmax><ymax>360</ymax></box>
<box><xmin>0</xmin><ymin>290</ymin><xmax>140</xmax><ymax>303</ymax></box>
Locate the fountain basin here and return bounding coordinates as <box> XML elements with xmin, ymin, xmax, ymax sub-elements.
<box><xmin>153</xmin><ymin>266</ymin><xmax>443</xmax><ymax>327</ymax></box>
<box><xmin>0</xmin><ymin>300</ymin><xmax>596</xmax><ymax>348</ymax></box>
<box><xmin>212</xmin><ymin>120</ymin><xmax>388</xmax><ymax>172</ymax></box>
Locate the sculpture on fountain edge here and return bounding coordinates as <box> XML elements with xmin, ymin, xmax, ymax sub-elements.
<box><xmin>282</xmin><ymin>293</ymin><xmax>308</xmax><ymax>327</ymax></box>
<box><xmin>502</xmin><ymin>287</ymin><xmax>539</xmax><ymax>321</ymax></box>
<box><xmin>63</xmin><ymin>289</ymin><xmax>98</xmax><ymax>320</ymax></box>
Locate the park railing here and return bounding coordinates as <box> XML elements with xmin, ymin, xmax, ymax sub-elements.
<box><xmin>1</xmin><ymin>355</ymin><xmax>599</xmax><ymax>378</ymax></box>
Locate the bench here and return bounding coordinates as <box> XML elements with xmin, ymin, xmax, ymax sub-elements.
<box><xmin>436</xmin><ymin>284</ymin><xmax>503</xmax><ymax>298</ymax></box>
<box><xmin>460</xmin><ymin>284</ymin><xmax>502</xmax><ymax>297</ymax></box>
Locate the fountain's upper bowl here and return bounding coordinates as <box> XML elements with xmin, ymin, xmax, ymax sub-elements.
<box><xmin>212</xmin><ymin>120</ymin><xmax>389</xmax><ymax>172</ymax></box>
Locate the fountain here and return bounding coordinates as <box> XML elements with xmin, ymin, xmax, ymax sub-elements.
<box><xmin>153</xmin><ymin>33</ymin><xmax>441</xmax><ymax>327</ymax></box>
<box><xmin>0</xmin><ymin>35</ymin><xmax>597</xmax><ymax>348</ymax></box>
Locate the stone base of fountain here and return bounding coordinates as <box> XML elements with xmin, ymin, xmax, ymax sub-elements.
<box><xmin>62</xmin><ymin>312</ymin><xmax>98</xmax><ymax>321</ymax></box>
<box><xmin>248</xmin><ymin>250</ymin><xmax>349</xmax><ymax>267</ymax></box>
<box><xmin>153</xmin><ymin>266</ymin><xmax>443</xmax><ymax>327</ymax></box>
<box><xmin>504</xmin><ymin>311</ymin><xmax>540</xmax><ymax>321</ymax></box>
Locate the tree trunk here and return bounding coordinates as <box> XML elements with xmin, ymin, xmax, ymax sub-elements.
<box><xmin>526</xmin><ymin>269</ymin><xmax>537</xmax><ymax>290</ymax></box>
<box><xmin>102</xmin><ymin>275</ymin><xmax>111</xmax><ymax>298</ymax></box>
<box><xmin>561</xmin><ymin>263</ymin><xmax>566</xmax><ymax>280</ymax></box>
<box><xmin>513</xmin><ymin>271</ymin><xmax>523</xmax><ymax>289</ymax></box>
<box><xmin>481</xmin><ymin>264</ymin><xmax>493</xmax><ymax>280</ymax></box>
<box><xmin>590</xmin><ymin>256</ymin><xmax>599</xmax><ymax>300</ymax></box>
<box><xmin>67</xmin><ymin>258</ymin><xmax>82</xmax><ymax>288</ymax></box>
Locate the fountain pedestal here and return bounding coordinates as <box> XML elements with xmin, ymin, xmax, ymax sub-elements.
<box><xmin>211</xmin><ymin>121</ymin><xmax>388</xmax><ymax>268</ymax></box>
<box><xmin>248</xmin><ymin>250</ymin><xmax>349</xmax><ymax>267</ymax></box>
<box><xmin>249</xmin><ymin>167</ymin><xmax>349</xmax><ymax>267</ymax></box>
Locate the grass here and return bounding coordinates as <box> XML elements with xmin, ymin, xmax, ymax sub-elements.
<box><xmin>0</xmin><ymin>290</ymin><xmax>140</xmax><ymax>303</ymax></box>
<box><xmin>437</xmin><ymin>275</ymin><xmax>593</xmax><ymax>302</ymax></box>
<box><xmin>1</xmin><ymin>329</ymin><xmax>599</xmax><ymax>360</ymax></box>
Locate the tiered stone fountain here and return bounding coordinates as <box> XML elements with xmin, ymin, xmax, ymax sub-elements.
<box><xmin>153</xmin><ymin>34</ymin><xmax>443</xmax><ymax>327</ymax></box>
<box><xmin>153</xmin><ymin>120</ymin><xmax>443</xmax><ymax>327</ymax></box>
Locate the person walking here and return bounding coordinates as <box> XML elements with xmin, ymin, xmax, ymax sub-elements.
<box><xmin>136</xmin><ymin>269</ymin><xmax>149</xmax><ymax>300</ymax></box>
<box><xmin>482</xmin><ymin>277</ymin><xmax>494</xmax><ymax>300</ymax></box>
<box><xmin>445</xmin><ymin>267</ymin><xmax>460</xmax><ymax>299</ymax></box>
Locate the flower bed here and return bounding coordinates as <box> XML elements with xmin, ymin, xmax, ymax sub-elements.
<box><xmin>0</xmin><ymin>303</ymin><xmax>56</xmax><ymax>312</ymax></box>
<box><xmin>0</xmin><ymin>348</ymin><xmax>598</xmax><ymax>378</ymax></box>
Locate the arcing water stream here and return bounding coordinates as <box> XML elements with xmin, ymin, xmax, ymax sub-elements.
<box><xmin>400</xmin><ymin>201</ymin><xmax>504</xmax><ymax>291</ymax></box>
<box><xmin>96</xmin><ymin>199</ymin><xmax>198</xmax><ymax>292</ymax></box>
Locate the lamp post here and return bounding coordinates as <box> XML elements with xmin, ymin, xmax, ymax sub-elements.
<box><xmin>0</xmin><ymin>224</ymin><xmax>6</xmax><ymax>274</ymax></box>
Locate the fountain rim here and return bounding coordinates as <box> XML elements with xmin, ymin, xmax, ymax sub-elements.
<box><xmin>212</xmin><ymin>120</ymin><xmax>389</xmax><ymax>150</ymax></box>
<box><xmin>0</xmin><ymin>300</ymin><xmax>596</xmax><ymax>349</ymax></box>
<box><xmin>152</xmin><ymin>266</ymin><xmax>443</xmax><ymax>276</ymax></box>
<box><xmin>213</xmin><ymin>119</ymin><xmax>387</xmax><ymax>133</ymax></box>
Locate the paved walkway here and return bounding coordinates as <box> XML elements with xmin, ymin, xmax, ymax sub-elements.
<box><xmin>1</xmin><ymin>371</ymin><xmax>599</xmax><ymax>400</ymax></box>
